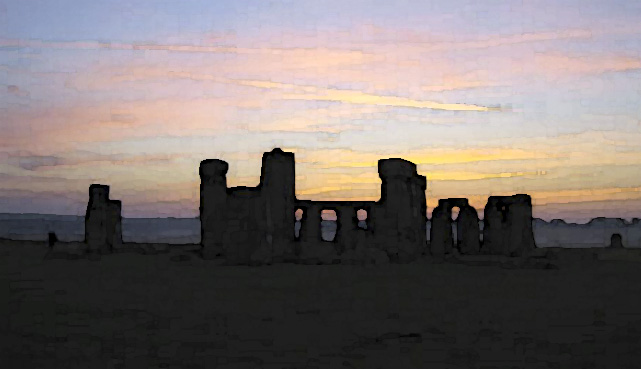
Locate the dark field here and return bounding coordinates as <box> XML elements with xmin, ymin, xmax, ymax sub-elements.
<box><xmin>3</xmin><ymin>240</ymin><xmax>641</xmax><ymax>369</ymax></box>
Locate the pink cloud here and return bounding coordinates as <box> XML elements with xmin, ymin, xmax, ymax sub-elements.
<box><xmin>533</xmin><ymin>53</ymin><xmax>641</xmax><ymax>76</ymax></box>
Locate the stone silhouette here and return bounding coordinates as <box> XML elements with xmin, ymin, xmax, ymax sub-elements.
<box><xmin>196</xmin><ymin>148</ymin><xmax>535</xmax><ymax>264</ymax></box>
<box><xmin>430</xmin><ymin>198</ymin><xmax>480</xmax><ymax>257</ymax></box>
<box><xmin>83</xmin><ymin>148</ymin><xmax>536</xmax><ymax>262</ymax></box>
<box><xmin>430</xmin><ymin>200</ymin><xmax>454</xmax><ymax>257</ymax></box>
<box><xmin>482</xmin><ymin>194</ymin><xmax>536</xmax><ymax>257</ymax></box>
<box><xmin>457</xmin><ymin>202</ymin><xmax>481</xmax><ymax>255</ymax></box>
<box><xmin>84</xmin><ymin>184</ymin><xmax>122</xmax><ymax>254</ymax></box>
<box><xmin>199</xmin><ymin>150</ymin><xmax>428</xmax><ymax>264</ymax></box>
<box><xmin>375</xmin><ymin>159</ymin><xmax>427</xmax><ymax>262</ymax></box>
<box><xmin>199</xmin><ymin>149</ymin><xmax>296</xmax><ymax>264</ymax></box>
<box><xmin>610</xmin><ymin>233</ymin><xmax>624</xmax><ymax>248</ymax></box>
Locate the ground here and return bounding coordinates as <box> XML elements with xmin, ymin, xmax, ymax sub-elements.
<box><xmin>2</xmin><ymin>240</ymin><xmax>641</xmax><ymax>369</ymax></box>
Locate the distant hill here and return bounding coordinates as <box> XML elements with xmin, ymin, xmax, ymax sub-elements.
<box><xmin>1</xmin><ymin>213</ymin><xmax>640</xmax><ymax>248</ymax></box>
<box><xmin>532</xmin><ymin>217</ymin><xmax>641</xmax><ymax>248</ymax></box>
<box><xmin>0</xmin><ymin>214</ymin><xmax>199</xmax><ymax>244</ymax></box>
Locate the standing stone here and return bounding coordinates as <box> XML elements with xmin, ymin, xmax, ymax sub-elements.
<box><xmin>300</xmin><ymin>204</ymin><xmax>322</xmax><ymax>245</ymax></box>
<box><xmin>225</xmin><ymin>189</ymin><xmax>263</xmax><ymax>264</ymax></box>
<box><xmin>430</xmin><ymin>201</ymin><xmax>453</xmax><ymax>257</ymax></box>
<box><xmin>483</xmin><ymin>197</ymin><xmax>507</xmax><ymax>255</ymax></box>
<box><xmin>258</xmin><ymin>148</ymin><xmax>296</xmax><ymax>262</ymax></box>
<box><xmin>411</xmin><ymin>175</ymin><xmax>428</xmax><ymax>256</ymax></box>
<box><xmin>610</xmin><ymin>233</ymin><xmax>623</xmax><ymax>248</ymax></box>
<box><xmin>430</xmin><ymin>198</ymin><xmax>479</xmax><ymax>256</ymax></box>
<box><xmin>335</xmin><ymin>206</ymin><xmax>355</xmax><ymax>254</ymax></box>
<box><xmin>200</xmin><ymin>159</ymin><xmax>229</xmax><ymax>259</ymax></box>
<box><xmin>377</xmin><ymin>159</ymin><xmax>427</xmax><ymax>262</ymax></box>
<box><xmin>482</xmin><ymin>195</ymin><xmax>536</xmax><ymax>256</ymax></box>
<box><xmin>457</xmin><ymin>204</ymin><xmax>480</xmax><ymax>255</ymax></box>
<box><xmin>506</xmin><ymin>194</ymin><xmax>535</xmax><ymax>256</ymax></box>
<box><xmin>107</xmin><ymin>200</ymin><xmax>122</xmax><ymax>249</ymax></box>
<box><xmin>85</xmin><ymin>184</ymin><xmax>122</xmax><ymax>254</ymax></box>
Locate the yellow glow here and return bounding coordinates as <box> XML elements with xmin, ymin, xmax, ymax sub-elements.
<box><xmin>530</xmin><ymin>186</ymin><xmax>641</xmax><ymax>205</ymax></box>
<box><xmin>282</xmin><ymin>91</ymin><xmax>497</xmax><ymax>111</ymax></box>
<box><xmin>303</xmin><ymin>148</ymin><xmax>552</xmax><ymax>169</ymax></box>
<box><xmin>234</xmin><ymin>79</ymin><xmax>498</xmax><ymax>111</ymax></box>
<box><xmin>425</xmin><ymin>171</ymin><xmax>543</xmax><ymax>181</ymax></box>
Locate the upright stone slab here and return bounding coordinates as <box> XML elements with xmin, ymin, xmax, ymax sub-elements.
<box><xmin>482</xmin><ymin>195</ymin><xmax>536</xmax><ymax>256</ymax></box>
<box><xmin>85</xmin><ymin>184</ymin><xmax>122</xmax><ymax>254</ymax></box>
<box><xmin>260</xmin><ymin>148</ymin><xmax>296</xmax><ymax>261</ymax></box>
<box><xmin>411</xmin><ymin>175</ymin><xmax>428</xmax><ymax>256</ymax></box>
<box><xmin>335</xmin><ymin>206</ymin><xmax>355</xmax><ymax>253</ymax></box>
<box><xmin>225</xmin><ymin>188</ymin><xmax>264</xmax><ymax>264</ymax></box>
<box><xmin>300</xmin><ymin>203</ymin><xmax>322</xmax><ymax>245</ymax></box>
<box><xmin>505</xmin><ymin>194</ymin><xmax>536</xmax><ymax>256</ymax></box>
<box><xmin>482</xmin><ymin>197</ymin><xmax>507</xmax><ymax>255</ymax></box>
<box><xmin>610</xmin><ymin>233</ymin><xmax>623</xmax><ymax>248</ymax></box>
<box><xmin>457</xmin><ymin>204</ymin><xmax>480</xmax><ymax>255</ymax></box>
<box><xmin>430</xmin><ymin>201</ymin><xmax>453</xmax><ymax>257</ymax></box>
<box><xmin>377</xmin><ymin>159</ymin><xmax>427</xmax><ymax>262</ymax></box>
<box><xmin>199</xmin><ymin>159</ymin><xmax>229</xmax><ymax>259</ymax></box>
<box><xmin>430</xmin><ymin>198</ymin><xmax>479</xmax><ymax>256</ymax></box>
<box><xmin>108</xmin><ymin>200</ymin><xmax>122</xmax><ymax>249</ymax></box>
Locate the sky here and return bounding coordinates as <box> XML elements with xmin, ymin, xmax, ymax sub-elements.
<box><xmin>1</xmin><ymin>0</ymin><xmax>640</xmax><ymax>222</ymax></box>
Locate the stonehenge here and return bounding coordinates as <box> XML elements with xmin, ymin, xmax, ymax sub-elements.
<box><xmin>83</xmin><ymin>148</ymin><xmax>537</xmax><ymax>263</ymax></box>
<box><xmin>198</xmin><ymin>152</ymin><xmax>431</xmax><ymax>264</ymax></box>
<box><xmin>197</xmin><ymin>149</ymin><xmax>535</xmax><ymax>263</ymax></box>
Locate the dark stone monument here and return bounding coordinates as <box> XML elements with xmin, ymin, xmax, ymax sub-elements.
<box><xmin>375</xmin><ymin>159</ymin><xmax>427</xmax><ymax>262</ymax></box>
<box><xmin>482</xmin><ymin>194</ymin><xmax>535</xmax><ymax>256</ymax></box>
<box><xmin>200</xmin><ymin>149</ymin><xmax>296</xmax><ymax>264</ymax></box>
<box><xmin>430</xmin><ymin>198</ymin><xmax>480</xmax><ymax>257</ymax></box>
<box><xmin>85</xmin><ymin>184</ymin><xmax>122</xmax><ymax>253</ymax></box>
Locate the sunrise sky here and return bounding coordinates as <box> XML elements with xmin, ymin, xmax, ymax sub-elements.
<box><xmin>1</xmin><ymin>0</ymin><xmax>641</xmax><ymax>221</ymax></box>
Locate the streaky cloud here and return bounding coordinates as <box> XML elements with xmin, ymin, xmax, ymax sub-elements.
<box><xmin>232</xmin><ymin>79</ymin><xmax>501</xmax><ymax>112</ymax></box>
